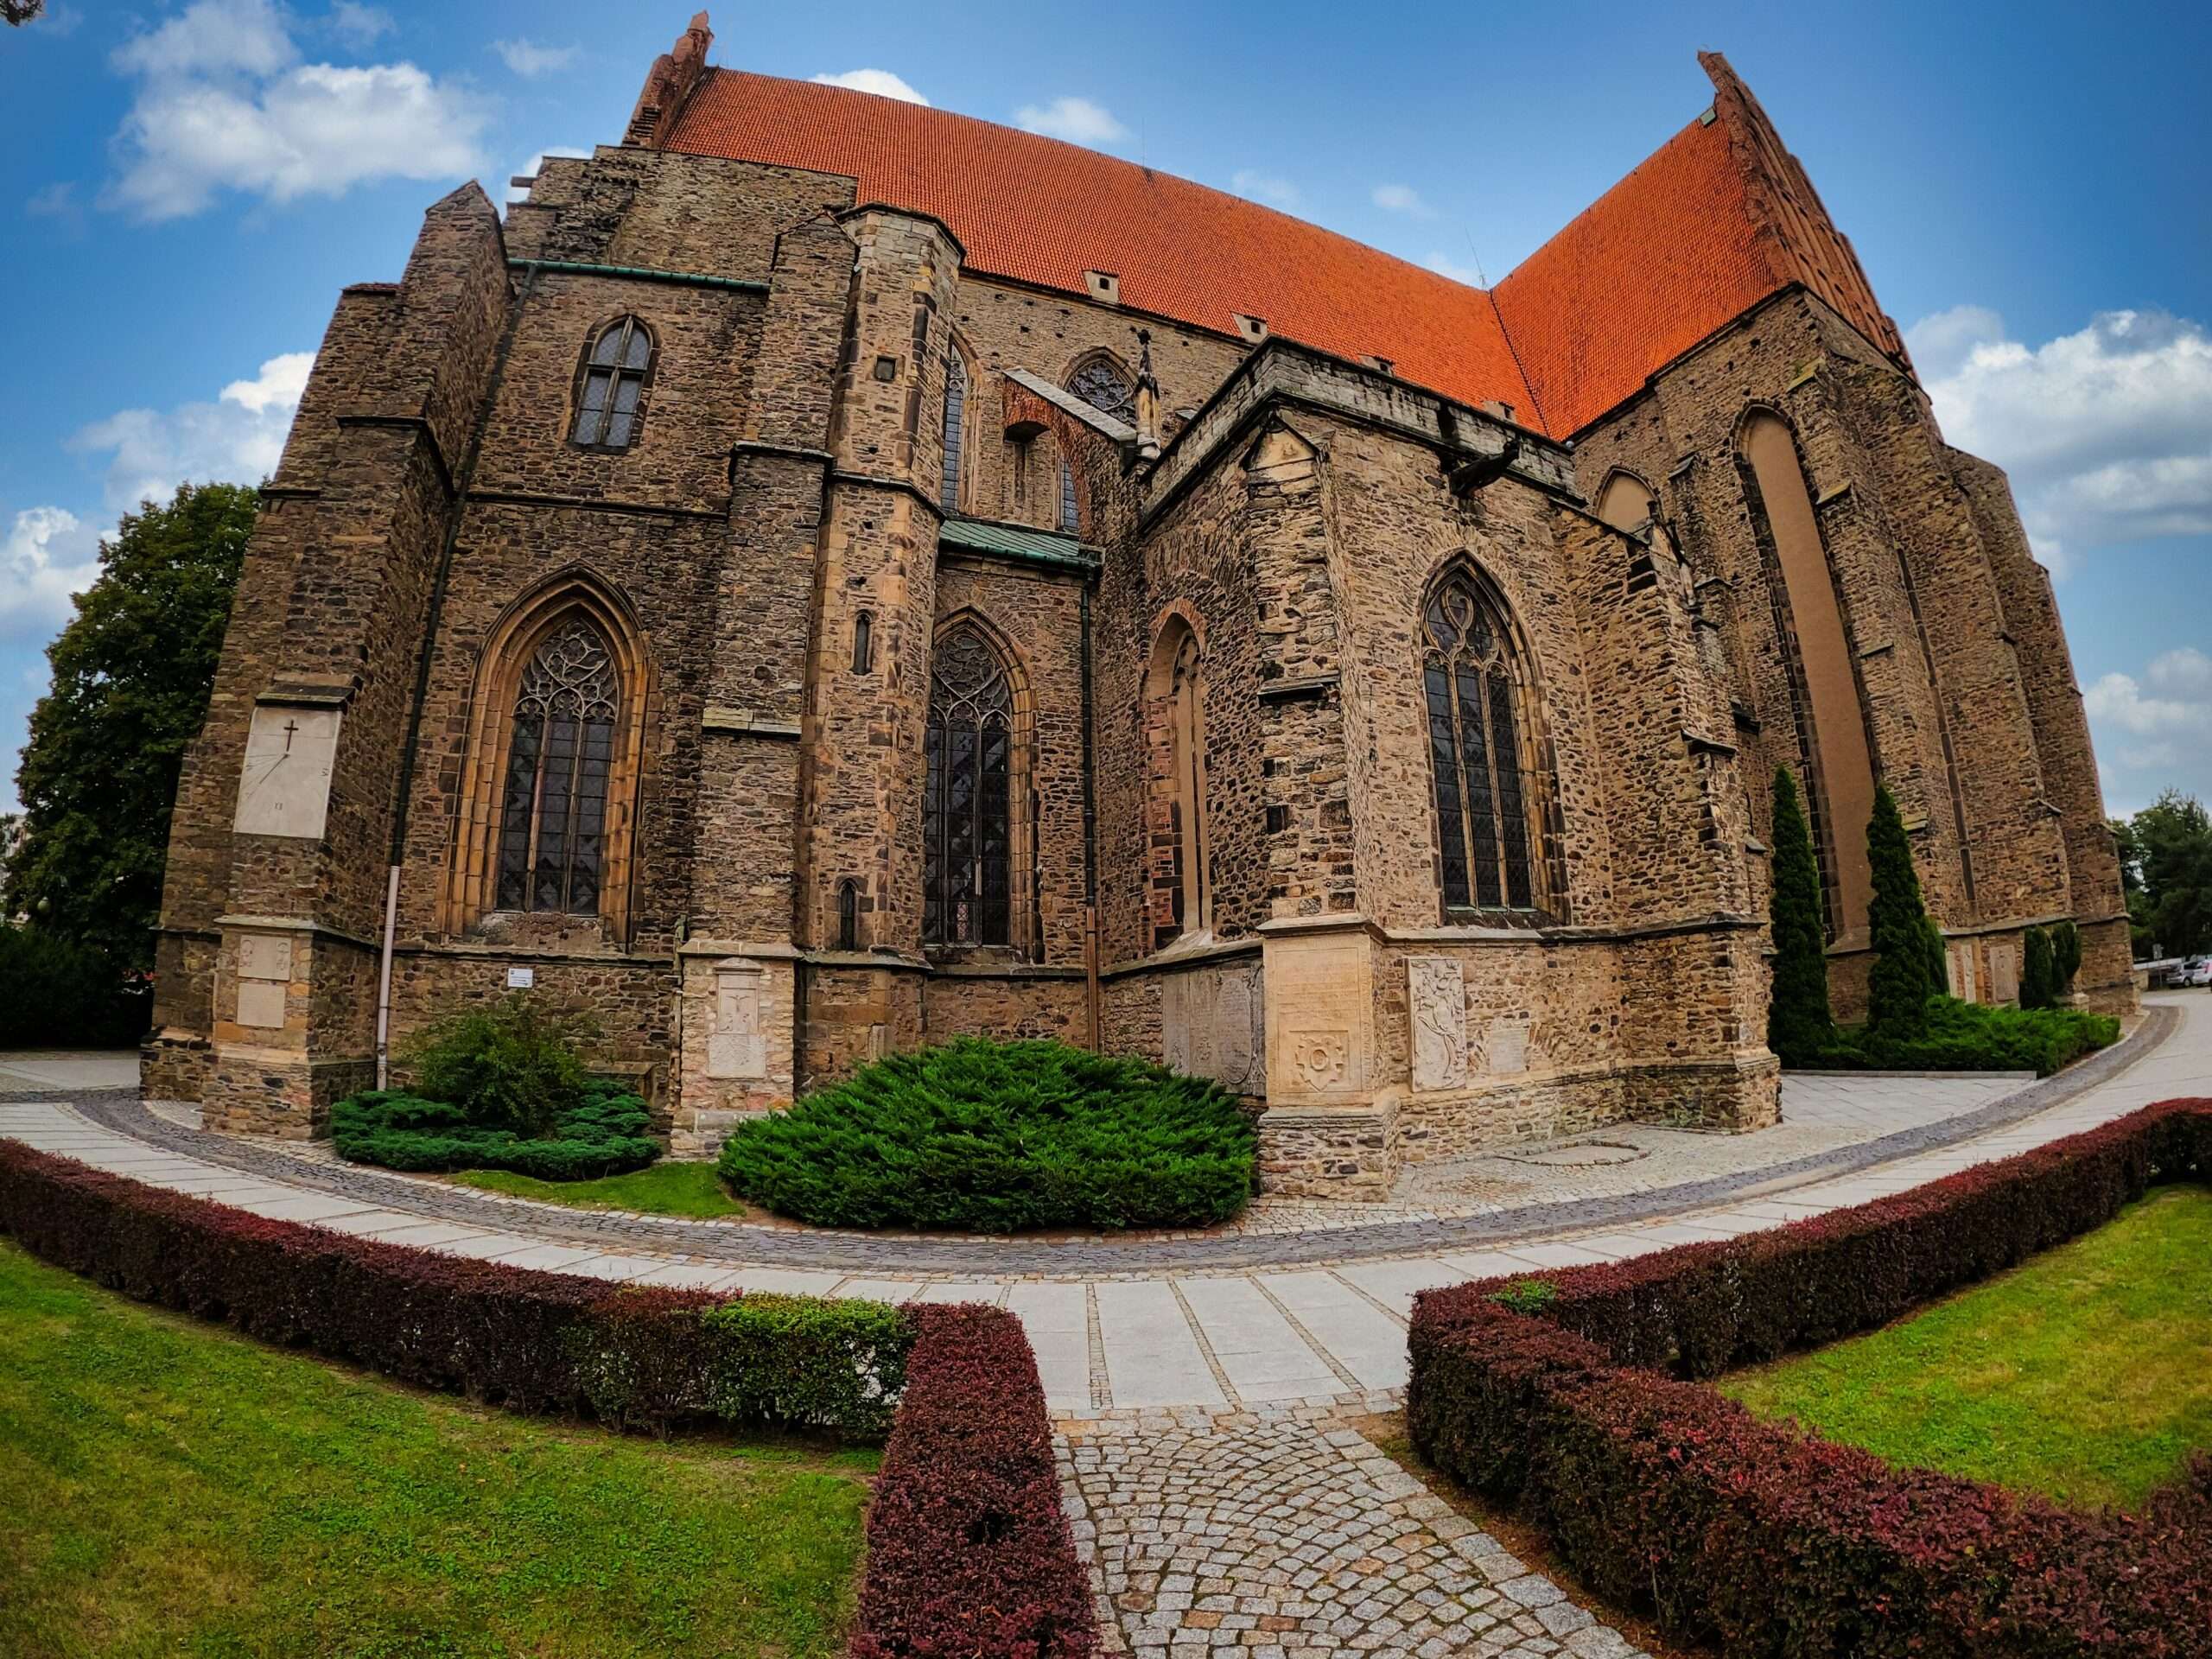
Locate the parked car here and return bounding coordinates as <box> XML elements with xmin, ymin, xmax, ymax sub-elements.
<box><xmin>2185</xmin><ymin>957</ymin><xmax>2212</xmax><ymax>988</ymax></box>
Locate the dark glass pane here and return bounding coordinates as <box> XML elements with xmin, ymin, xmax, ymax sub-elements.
<box><xmin>1425</xmin><ymin>662</ymin><xmax>1468</xmax><ymax>907</ymax></box>
<box><xmin>612</xmin><ymin>375</ymin><xmax>642</xmax><ymax>416</ymax></box>
<box><xmin>1425</xmin><ymin>595</ymin><xmax>1455</xmax><ymax>653</ymax></box>
<box><xmin>940</xmin><ymin>355</ymin><xmax>966</xmax><ymax>510</ymax></box>
<box><xmin>852</xmin><ymin>612</ymin><xmax>873</xmax><ymax>674</ymax></box>
<box><xmin>605</xmin><ymin>409</ymin><xmax>634</xmax><ymax>448</ymax></box>
<box><xmin>1059</xmin><ymin>459</ymin><xmax>1078</xmax><ymax>532</ymax></box>
<box><xmin>498</xmin><ymin>715</ymin><xmax>542</xmax><ymax>910</ymax></box>
<box><xmin>945</xmin><ymin>726</ymin><xmax>976</xmax><ymax>942</ymax></box>
<box><xmin>573</xmin><ymin>371</ymin><xmax>610</xmax><ymax>443</ymax></box>
<box><xmin>838</xmin><ymin>883</ymin><xmax>858</xmax><ymax>951</ymax></box>
<box><xmin>1490</xmin><ymin>668</ymin><xmax>1531</xmax><ymax>908</ymax></box>
<box><xmin>1456</xmin><ymin>661</ymin><xmax>1500</xmax><ymax>907</ymax></box>
<box><xmin>622</xmin><ymin>325</ymin><xmax>651</xmax><ymax>371</ymax></box>
<box><xmin>535</xmin><ymin>716</ymin><xmax>577</xmax><ymax>912</ymax></box>
<box><xmin>569</xmin><ymin>718</ymin><xmax>611</xmax><ymax>917</ymax></box>
<box><xmin>979</xmin><ymin>719</ymin><xmax>1010</xmax><ymax>944</ymax></box>
<box><xmin>591</xmin><ymin>327</ymin><xmax>624</xmax><ymax>367</ymax></box>
<box><xmin>923</xmin><ymin>721</ymin><xmax>946</xmax><ymax>944</ymax></box>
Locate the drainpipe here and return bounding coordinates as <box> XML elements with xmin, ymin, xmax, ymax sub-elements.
<box><xmin>376</xmin><ymin>261</ymin><xmax>542</xmax><ymax>1086</ymax></box>
<box><xmin>1080</xmin><ymin>578</ymin><xmax>1101</xmax><ymax>1049</ymax></box>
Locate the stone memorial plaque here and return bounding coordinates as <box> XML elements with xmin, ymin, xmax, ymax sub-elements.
<box><xmin>234</xmin><ymin>934</ymin><xmax>291</xmax><ymax>1030</ymax></box>
<box><xmin>1485</xmin><ymin>1017</ymin><xmax>1530</xmax><ymax>1076</ymax></box>
<box><xmin>706</xmin><ymin>958</ymin><xmax>766</xmax><ymax>1079</ymax></box>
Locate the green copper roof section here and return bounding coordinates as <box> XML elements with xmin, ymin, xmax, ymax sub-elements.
<box><xmin>938</xmin><ymin>518</ymin><xmax>1098</xmax><ymax>571</ymax></box>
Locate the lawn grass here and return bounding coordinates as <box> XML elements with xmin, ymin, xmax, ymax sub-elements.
<box><xmin>0</xmin><ymin>1238</ymin><xmax>872</xmax><ymax>1658</ymax></box>
<box><xmin>1720</xmin><ymin>1185</ymin><xmax>2212</xmax><ymax>1510</ymax></box>
<box><xmin>447</xmin><ymin>1159</ymin><xmax>749</xmax><ymax>1219</ymax></box>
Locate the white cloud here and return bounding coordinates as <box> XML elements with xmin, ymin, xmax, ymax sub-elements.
<box><xmin>1014</xmin><ymin>96</ymin><xmax>1128</xmax><ymax>147</ymax></box>
<box><xmin>505</xmin><ymin>146</ymin><xmax>592</xmax><ymax>205</ymax></box>
<box><xmin>1230</xmin><ymin>168</ymin><xmax>1300</xmax><ymax>209</ymax></box>
<box><xmin>69</xmin><ymin>350</ymin><xmax>315</xmax><ymax>518</ymax></box>
<box><xmin>1371</xmin><ymin>182</ymin><xmax>1433</xmax><ymax>218</ymax></box>
<box><xmin>493</xmin><ymin>37</ymin><xmax>577</xmax><ymax>79</ymax></box>
<box><xmin>327</xmin><ymin>3</ymin><xmax>392</xmax><ymax>48</ymax></box>
<box><xmin>812</xmin><ymin>68</ymin><xmax>929</xmax><ymax>106</ymax></box>
<box><xmin>104</xmin><ymin>0</ymin><xmax>490</xmax><ymax>220</ymax></box>
<box><xmin>2083</xmin><ymin>649</ymin><xmax>2212</xmax><ymax>814</ymax></box>
<box><xmin>1910</xmin><ymin>306</ymin><xmax>2212</xmax><ymax>578</ymax></box>
<box><xmin>0</xmin><ymin>509</ymin><xmax>103</xmax><ymax>643</ymax></box>
<box><xmin>1422</xmin><ymin>251</ymin><xmax>1484</xmax><ymax>288</ymax></box>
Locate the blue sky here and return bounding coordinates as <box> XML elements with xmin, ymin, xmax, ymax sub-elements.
<box><xmin>3</xmin><ymin>0</ymin><xmax>2207</xmax><ymax>819</ymax></box>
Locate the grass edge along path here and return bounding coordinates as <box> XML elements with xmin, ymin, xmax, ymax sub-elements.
<box><xmin>446</xmin><ymin>1158</ymin><xmax>749</xmax><ymax>1219</ymax></box>
<box><xmin>0</xmin><ymin>1237</ymin><xmax>870</xmax><ymax>1659</ymax></box>
<box><xmin>1720</xmin><ymin>1185</ymin><xmax>2212</xmax><ymax>1510</ymax></box>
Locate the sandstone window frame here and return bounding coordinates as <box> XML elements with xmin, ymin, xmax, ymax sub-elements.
<box><xmin>923</xmin><ymin>611</ymin><xmax>1039</xmax><ymax>957</ymax></box>
<box><xmin>1064</xmin><ymin>349</ymin><xmax>1138</xmax><ymax>423</ymax></box>
<box><xmin>1418</xmin><ymin>558</ymin><xmax>1555</xmax><ymax>923</ymax></box>
<box><xmin>569</xmin><ymin>314</ymin><xmax>658</xmax><ymax>454</ymax></box>
<box><xmin>442</xmin><ymin>571</ymin><xmax>654</xmax><ymax>943</ymax></box>
<box><xmin>939</xmin><ymin>337</ymin><xmax>977</xmax><ymax>512</ymax></box>
<box><xmin>1594</xmin><ymin>467</ymin><xmax>1660</xmax><ymax>538</ymax></box>
<box><xmin>836</xmin><ymin>879</ymin><xmax>862</xmax><ymax>951</ymax></box>
<box><xmin>1144</xmin><ymin>607</ymin><xmax>1212</xmax><ymax>949</ymax></box>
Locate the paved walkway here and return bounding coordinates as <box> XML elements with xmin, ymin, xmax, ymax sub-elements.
<box><xmin>1</xmin><ymin>996</ymin><xmax>2204</xmax><ymax>1419</ymax></box>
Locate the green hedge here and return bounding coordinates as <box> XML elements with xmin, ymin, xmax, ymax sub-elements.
<box><xmin>1811</xmin><ymin>995</ymin><xmax>2120</xmax><ymax>1077</ymax></box>
<box><xmin>0</xmin><ymin>925</ymin><xmax>149</xmax><ymax>1049</ymax></box>
<box><xmin>333</xmin><ymin>1084</ymin><xmax>659</xmax><ymax>1182</ymax></box>
<box><xmin>720</xmin><ymin>1037</ymin><xmax>1255</xmax><ymax>1232</ymax></box>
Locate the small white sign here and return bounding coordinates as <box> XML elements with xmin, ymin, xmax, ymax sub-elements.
<box><xmin>506</xmin><ymin>966</ymin><xmax>536</xmax><ymax>989</ymax></box>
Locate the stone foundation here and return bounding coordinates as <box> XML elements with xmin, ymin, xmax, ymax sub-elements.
<box><xmin>202</xmin><ymin>1047</ymin><xmax>373</xmax><ymax>1139</ymax></box>
<box><xmin>139</xmin><ymin>1030</ymin><xmax>213</xmax><ymax>1103</ymax></box>
<box><xmin>1255</xmin><ymin>1099</ymin><xmax>1396</xmax><ymax>1201</ymax></box>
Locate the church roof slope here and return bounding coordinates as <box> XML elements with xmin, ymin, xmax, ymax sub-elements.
<box><xmin>662</xmin><ymin>67</ymin><xmax>1538</xmax><ymax>426</ymax></box>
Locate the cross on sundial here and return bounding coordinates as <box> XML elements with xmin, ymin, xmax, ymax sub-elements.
<box><xmin>281</xmin><ymin>718</ymin><xmax>300</xmax><ymax>752</ymax></box>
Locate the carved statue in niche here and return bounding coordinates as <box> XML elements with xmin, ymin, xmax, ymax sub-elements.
<box><xmin>1408</xmin><ymin>957</ymin><xmax>1469</xmax><ymax>1091</ymax></box>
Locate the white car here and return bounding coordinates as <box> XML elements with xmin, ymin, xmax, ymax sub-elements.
<box><xmin>2186</xmin><ymin>957</ymin><xmax>2212</xmax><ymax>988</ymax></box>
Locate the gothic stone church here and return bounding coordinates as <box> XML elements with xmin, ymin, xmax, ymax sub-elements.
<box><xmin>144</xmin><ymin>16</ymin><xmax>2135</xmax><ymax>1197</ymax></box>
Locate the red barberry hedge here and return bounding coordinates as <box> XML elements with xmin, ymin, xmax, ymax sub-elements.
<box><xmin>850</xmin><ymin>1303</ymin><xmax>1098</xmax><ymax>1659</ymax></box>
<box><xmin>1408</xmin><ymin>1098</ymin><xmax>2212</xmax><ymax>1658</ymax></box>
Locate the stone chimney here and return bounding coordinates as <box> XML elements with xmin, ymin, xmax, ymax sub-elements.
<box><xmin>1133</xmin><ymin>328</ymin><xmax>1162</xmax><ymax>461</ymax></box>
<box><xmin>625</xmin><ymin>11</ymin><xmax>714</xmax><ymax>149</ymax></box>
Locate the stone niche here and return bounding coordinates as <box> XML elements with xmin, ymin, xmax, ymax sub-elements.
<box><xmin>675</xmin><ymin>943</ymin><xmax>798</xmax><ymax>1158</ymax></box>
<box><xmin>1160</xmin><ymin>955</ymin><xmax>1265</xmax><ymax>1096</ymax></box>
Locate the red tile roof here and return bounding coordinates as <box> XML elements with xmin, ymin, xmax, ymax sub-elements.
<box><xmin>664</xmin><ymin>69</ymin><xmax>1535</xmax><ymax>423</ymax></box>
<box><xmin>659</xmin><ymin>50</ymin><xmax>1903</xmax><ymax>442</ymax></box>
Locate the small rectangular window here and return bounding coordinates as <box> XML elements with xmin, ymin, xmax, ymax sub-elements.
<box><xmin>851</xmin><ymin>611</ymin><xmax>874</xmax><ymax>674</ymax></box>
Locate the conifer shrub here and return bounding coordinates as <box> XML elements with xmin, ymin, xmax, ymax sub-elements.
<box><xmin>2053</xmin><ymin>918</ymin><xmax>2084</xmax><ymax>995</ymax></box>
<box><xmin>331</xmin><ymin>995</ymin><xmax>659</xmax><ymax>1180</ymax></box>
<box><xmin>2022</xmin><ymin>925</ymin><xmax>2059</xmax><ymax>1010</ymax></box>
<box><xmin>1765</xmin><ymin>766</ymin><xmax>1835</xmax><ymax>1065</ymax></box>
<box><xmin>1811</xmin><ymin>995</ymin><xmax>2119</xmax><ymax>1077</ymax></box>
<box><xmin>719</xmin><ymin>1037</ymin><xmax>1255</xmax><ymax>1232</ymax></box>
<box><xmin>1866</xmin><ymin>784</ymin><xmax>1941</xmax><ymax>1038</ymax></box>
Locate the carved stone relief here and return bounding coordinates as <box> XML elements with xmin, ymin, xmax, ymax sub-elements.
<box><xmin>1407</xmin><ymin>957</ymin><xmax>1468</xmax><ymax>1092</ymax></box>
<box><xmin>234</xmin><ymin>933</ymin><xmax>291</xmax><ymax>1030</ymax></box>
<box><xmin>1263</xmin><ymin>927</ymin><xmax>1373</xmax><ymax>1105</ymax></box>
<box><xmin>706</xmin><ymin>957</ymin><xmax>766</xmax><ymax>1079</ymax></box>
<box><xmin>1161</xmin><ymin>959</ymin><xmax>1265</xmax><ymax>1095</ymax></box>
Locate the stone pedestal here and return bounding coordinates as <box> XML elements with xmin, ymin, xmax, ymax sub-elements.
<box><xmin>200</xmin><ymin>916</ymin><xmax>374</xmax><ymax>1138</ymax></box>
<box><xmin>674</xmin><ymin>940</ymin><xmax>798</xmax><ymax>1158</ymax></box>
<box><xmin>1255</xmin><ymin>917</ymin><xmax>1390</xmax><ymax>1198</ymax></box>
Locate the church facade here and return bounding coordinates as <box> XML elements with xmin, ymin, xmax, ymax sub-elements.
<box><xmin>143</xmin><ymin>16</ymin><xmax>2134</xmax><ymax>1197</ymax></box>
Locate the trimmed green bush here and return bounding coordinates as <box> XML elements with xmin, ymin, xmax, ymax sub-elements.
<box><xmin>1811</xmin><ymin>995</ymin><xmax>2119</xmax><ymax>1077</ymax></box>
<box><xmin>1765</xmin><ymin>766</ymin><xmax>1834</xmax><ymax>1065</ymax></box>
<box><xmin>1866</xmin><ymin>784</ymin><xmax>1941</xmax><ymax>1039</ymax></box>
<box><xmin>719</xmin><ymin>1037</ymin><xmax>1255</xmax><ymax>1232</ymax></box>
<box><xmin>701</xmin><ymin>1294</ymin><xmax>914</xmax><ymax>1439</ymax></box>
<box><xmin>406</xmin><ymin>995</ymin><xmax>594</xmax><ymax>1136</ymax></box>
<box><xmin>333</xmin><ymin>1084</ymin><xmax>659</xmax><ymax>1181</ymax></box>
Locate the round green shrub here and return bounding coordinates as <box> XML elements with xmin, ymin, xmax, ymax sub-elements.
<box><xmin>718</xmin><ymin>1038</ymin><xmax>1256</xmax><ymax>1232</ymax></box>
<box><xmin>333</xmin><ymin>1080</ymin><xmax>659</xmax><ymax>1181</ymax></box>
<box><xmin>405</xmin><ymin>995</ymin><xmax>594</xmax><ymax>1136</ymax></box>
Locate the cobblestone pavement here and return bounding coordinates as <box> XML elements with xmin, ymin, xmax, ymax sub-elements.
<box><xmin>1061</xmin><ymin>1407</ymin><xmax>1640</xmax><ymax>1657</ymax></box>
<box><xmin>2</xmin><ymin>995</ymin><xmax>2204</xmax><ymax>1418</ymax></box>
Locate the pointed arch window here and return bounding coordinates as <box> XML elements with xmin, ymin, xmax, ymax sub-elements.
<box><xmin>940</xmin><ymin>352</ymin><xmax>968</xmax><ymax>511</ymax></box>
<box><xmin>1058</xmin><ymin>455</ymin><xmax>1080</xmax><ymax>533</ymax></box>
<box><xmin>925</xmin><ymin>623</ymin><xmax>1014</xmax><ymax>945</ymax></box>
<box><xmin>496</xmin><ymin>617</ymin><xmax>619</xmax><ymax>915</ymax></box>
<box><xmin>1422</xmin><ymin>570</ymin><xmax>1536</xmax><ymax>912</ymax></box>
<box><xmin>1144</xmin><ymin>616</ymin><xmax>1211</xmax><ymax>947</ymax></box>
<box><xmin>1068</xmin><ymin>356</ymin><xmax>1136</xmax><ymax>422</ymax></box>
<box><xmin>572</xmin><ymin>316</ymin><xmax>653</xmax><ymax>451</ymax></box>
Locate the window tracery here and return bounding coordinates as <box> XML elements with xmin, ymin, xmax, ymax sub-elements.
<box><xmin>1422</xmin><ymin>571</ymin><xmax>1537</xmax><ymax>912</ymax></box>
<box><xmin>496</xmin><ymin>617</ymin><xmax>620</xmax><ymax>916</ymax></box>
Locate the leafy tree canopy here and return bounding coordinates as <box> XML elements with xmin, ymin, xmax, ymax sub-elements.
<box><xmin>2116</xmin><ymin>791</ymin><xmax>2212</xmax><ymax>959</ymax></box>
<box><xmin>6</xmin><ymin>482</ymin><xmax>256</xmax><ymax>968</ymax></box>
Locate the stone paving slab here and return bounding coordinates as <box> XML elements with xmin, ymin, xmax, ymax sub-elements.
<box><xmin>1060</xmin><ymin>1405</ymin><xmax>1643</xmax><ymax>1657</ymax></box>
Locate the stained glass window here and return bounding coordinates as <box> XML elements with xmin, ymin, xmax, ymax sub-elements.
<box><xmin>572</xmin><ymin>317</ymin><xmax>652</xmax><ymax>450</ymax></box>
<box><xmin>1423</xmin><ymin>572</ymin><xmax>1535</xmax><ymax>912</ymax></box>
<box><xmin>924</xmin><ymin>623</ymin><xmax>1013</xmax><ymax>946</ymax></box>
<box><xmin>1068</xmin><ymin>358</ymin><xmax>1136</xmax><ymax>422</ymax></box>
<box><xmin>496</xmin><ymin>617</ymin><xmax>619</xmax><ymax>915</ymax></box>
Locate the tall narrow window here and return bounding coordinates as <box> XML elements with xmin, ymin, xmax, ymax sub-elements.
<box><xmin>924</xmin><ymin>623</ymin><xmax>1013</xmax><ymax>945</ymax></box>
<box><xmin>940</xmin><ymin>352</ymin><xmax>967</xmax><ymax>511</ymax></box>
<box><xmin>1058</xmin><ymin>456</ymin><xmax>1080</xmax><ymax>533</ymax></box>
<box><xmin>851</xmin><ymin>610</ymin><xmax>874</xmax><ymax>674</ymax></box>
<box><xmin>572</xmin><ymin>316</ymin><xmax>652</xmax><ymax>450</ymax></box>
<box><xmin>1422</xmin><ymin>570</ymin><xmax>1536</xmax><ymax>912</ymax></box>
<box><xmin>496</xmin><ymin>616</ymin><xmax>620</xmax><ymax>915</ymax></box>
<box><xmin>837</xmin><ymin>880</ymin><xmax>861</xmax><ymax>950</ymax></box>
<box><xmin>1144</xmin><ymin>617</ymin><xmax>1210</xmax><ymax>947</ymax></box>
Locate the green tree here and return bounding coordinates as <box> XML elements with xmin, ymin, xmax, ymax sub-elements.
<box><xmin>1765</xmin><ymin>766</ymin><xmax>1834</xmax><ymax>1064</ymax></box>
<box><xmin>1866</xmin><ymin>784</ymin><xmax>1941</xmax><ymax>1037</ymax></box>
<box><xmin>2121</xmin><ymin>792</ymin><xmax>2212</xmax><ymax>959</ymax></box>
<box><xmin>6</xmin><ymin>482</ymin><xmax>256</xmax><ymax>968</ymax></box>
<box><xmin>2050</xmin><ymin>919</ymin><xmax>2082</xmax><ymax>995</ymax></box>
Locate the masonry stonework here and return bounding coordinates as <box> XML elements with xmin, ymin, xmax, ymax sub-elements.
<box><xmin>146</xmin><ymin>20</ymin><xmax>2130</xmax><ymax>1196</ymax></box>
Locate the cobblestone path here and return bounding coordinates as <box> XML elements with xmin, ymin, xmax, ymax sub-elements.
<box><xmin>1061</xmin><ymin>1408</ymin><xmax>1639</xmax><ymax>1657</ymax></box>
